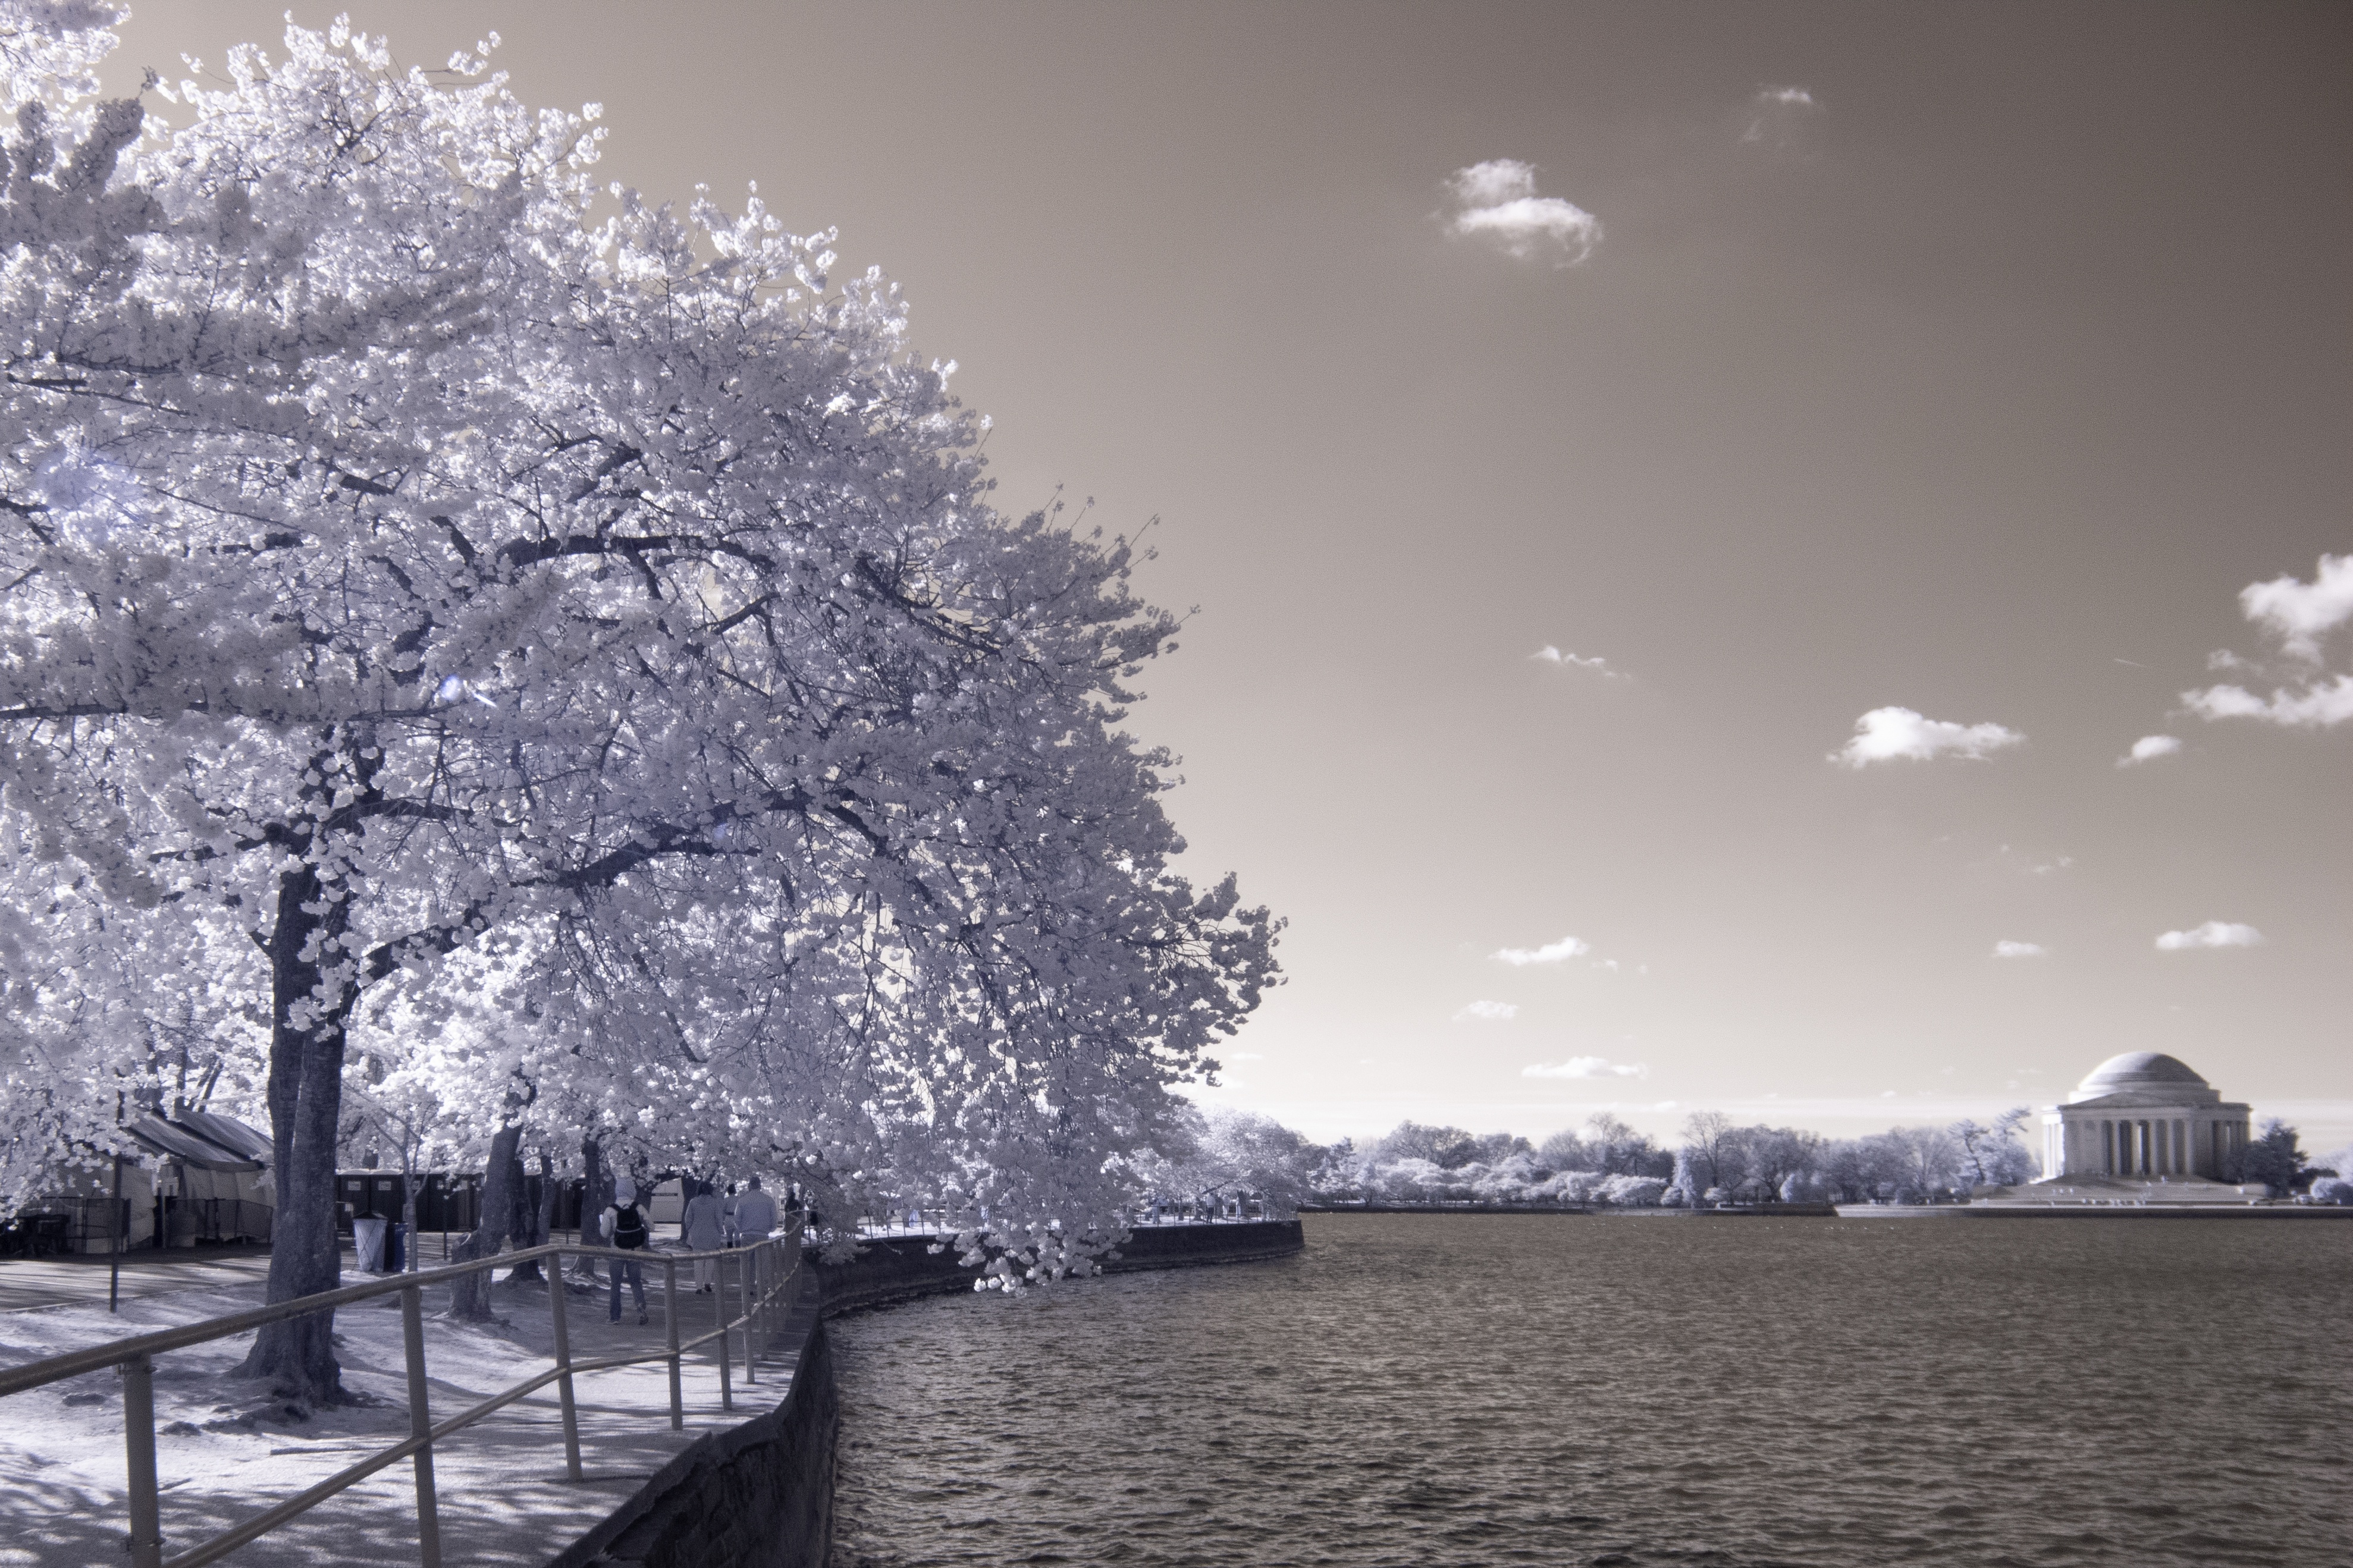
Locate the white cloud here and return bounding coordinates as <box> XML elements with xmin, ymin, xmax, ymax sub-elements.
<box><xmin>1532</xmin><ymin>645</ymin><xmax>1623</xmax><ymax>677</ymax></box>
<box><xmin>1455</xmin><ymin>999</ymin><xmax>1519</xmax><ymax>1022</ymax></box>
<box><xmin>1992</xmin><ymin>940</ymin><xmax>2048</xmax><ymax>959</ymax></box>
<box><xmin>1442</xmin><ymin>159</ymin><xmax>1601</xmax><ymax>266</ymax></box>
<box><xmin>2185</xmin><ymin>555</ymin><xmax>2353</xmax><ymax>728</ymax></box>
<box><xmin>1491</xmin><ymin>935</ymin><xmax>1590</xmax><ymax>966</ymax></box>
<box><xmin>2242</xmin><ymin>554</ymin><xmax>2353</xmax><ymax>661</ymax></box>
<box><xmin>1742</xmin><ymin>84</ymin><xmax>1821</xmax><ymax>148</ymax></box>
<box><xmin>2117</xmin><ymin>734</ymin><xmax>2182</xmax><ymax>766</ymax></box>
<box><xmin>2184</xmin><ymin>674</ymin><xmax>2353</xmax><ymax>729</ymax></box>
<box><xmin>2155</xmin><ymin>921</ymin><xmax>2265</xmax><ymax>951</ymax></box>
<box><xmin>1522</xmin><ymin>1056</ymin><xmax>1647</xmax><ymax>1080</ymax></box>
<box><xmin>1830</xmin><ymin>706</ymin><xmax>2025</xmax><ymax>768</ymax></box>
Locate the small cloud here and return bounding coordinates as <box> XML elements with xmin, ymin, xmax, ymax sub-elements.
<box><xmin>1532</xmin><ymin>645</ymin><xmax>1624</xmax><ymax>677</ymax></box>
<box><xmin>1492</xmin><ymin>935</ymin><xmax>1590</xmax><ymax>966</ymax></box>
<box><xmin>2031</xmin><ymin>855</ymin><xmax>2073</xmax><ymax>876</ymax></box>
<box><xmin>1455</xmin><ymin>999</ymin><xmax>1519</xmax><ymax>1022</ymax></box>
<box><xmin>1992</xmin><ymin>940</ymin><xmax>2048</xmax><ymax>959</ymax></box>
<box><xmin>2242</xmin><ymin>554</ymin><xmax>2353</xmax><ymax>662</ymax></box>
<box><xmin>1523</xmin><ymin>1056</ymin><xmax>1646</xmax><ymax>1080</ymax></box>
<box><xmin>2184</xmin><ymin>675</ymin><xmax>2353</xmax><ymax>728</ymax></box>
<box><xmin>1742</xmin><ymin>84</ymin><xmax>1821</xmax><ymax>149</ymax></box>
<box><xmin>2156</xmin><ymin>921</ymin><xmax>2265</xmax><ymax>951</ymax></box>
<box><xmin>1881</xmin><ymin>1089</ymin><xmax>1897</xmax><ymax>1098</ymax></box>
<box><xmin>1831</xmin><ymin>706</ymin><xmax>2024</xmax><ymax>768</ymax></box>
<box><xmin>2117</xmin><ymin>735</ymin><xmax>2182</xmax><ymax>767</ymax></box>
<box><xmin>1441</xmin><ymin>159</ymin><xmax>1601</xmax><ymax>266</ymax></box>
<box><xmin>2185</xmin><ymin>555</ymin><xmax>2353</xmax><ymax>728</ymax></box>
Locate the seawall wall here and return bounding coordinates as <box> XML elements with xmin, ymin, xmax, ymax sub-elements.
<box><xmin>551</xmin><ymin>1220</ymin><xmax>1303</xmax><ymax>1568</ymax></box>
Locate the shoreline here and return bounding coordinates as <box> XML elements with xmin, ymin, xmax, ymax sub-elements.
<box><xmin>1298</xmin><ymin>1202</ymin><xmax>1844</xmax><ymax>1217</ymax></box>
<box><xmin>552</xmin><ymin>1219</ymin><xmax>1305</xmax><ymax>1568</ymax></box>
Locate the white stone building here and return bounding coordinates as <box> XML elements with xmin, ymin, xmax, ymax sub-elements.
<box><xmin>2038</xmin><ymin>1052</ymin><xmax>2251</xmax><ymax>1182</ymax></box>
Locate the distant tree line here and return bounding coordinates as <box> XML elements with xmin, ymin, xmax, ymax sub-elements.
<box><xmin>1125</xmin><ymin>1106</ymin><xmax>2353</xmax><ymax>1217</ymax></box>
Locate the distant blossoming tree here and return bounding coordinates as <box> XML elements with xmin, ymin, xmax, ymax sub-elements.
<box><xmin>0</xmin><ymin>8</ymin><xmax>1276</xmax><ymax>1400</ymax></box>
<box><xmin>1950</xmin><ymin>1108</ymin><xmax>2035</xmax><ymax>1189</ymax></box>
<box><xmin>1135</xmin><ymin>1105</ymin><xmax>1320</xmax><ymax>1217</ymax></box>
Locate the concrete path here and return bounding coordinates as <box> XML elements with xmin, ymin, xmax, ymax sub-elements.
<box><xmin>0</xmin><ymin>1249</ymin><xmax>790</xmax><ymax>1568</ymax></box>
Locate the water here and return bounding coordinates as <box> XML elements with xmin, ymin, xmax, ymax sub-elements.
<box><xmin>827</xmin><ymin>1213</ymin><xmax>2352</xmax><ymax>1567</ymax></box>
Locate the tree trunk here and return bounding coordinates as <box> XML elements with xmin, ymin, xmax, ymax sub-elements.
<box><xmin>447</xmin><ymin>1123</ymin><xmax>523</xmax><ymax>1319</ymax></box>
<box><xmin>577</xmin><ymin>1135</ymin><xmax>604</xmax><ymax>1284</ymax></box>
<box><xmin>399</xmin><ymin>1129</ymin><xmax>421</xmax><ymax>1274</ymax></box>
<box><xmin>506</xmin><ymin>1148</ymin><xmax>545</xmax><ymax>1283</ymax></box>
<box><xmin>235</xmin><ymin>854</ymin><xmax>355</xmax><ymax>1406</ymax></box>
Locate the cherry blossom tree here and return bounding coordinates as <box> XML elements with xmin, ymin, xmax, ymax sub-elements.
<box><xmin>1</xmin><ymin>9</ymin><xmax>1278</xmax><ymax>1399</ymax></box>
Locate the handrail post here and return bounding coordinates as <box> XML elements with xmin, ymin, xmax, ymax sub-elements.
<box><xmin>547</xmin><ymin>1250</ymin><xmax>583</xmax><ymax>1482</ymax></box>
<box><xmin>123</xmin><ymin>1352</ymin><xmax>163</xmax><ymax>1568</ymax></box>
<box><xmin>401</xmin><ymin>1283</ymin><xmax>444</xmax><ymax>1568</ymax></box>
<box><xmin>714</xmin><ymin>1249</ymin><xmax>733</xmax><ymax>1412</ymax></box>
<box><xmin>739</xmin><ymin>1248</ymin><xmax>757</xmax><ymax>1385</ymax></box>
<box><xmin>663</xmin><ymin>1255</ymin><xmax>682</xmax><ymax>1431</ymax></box>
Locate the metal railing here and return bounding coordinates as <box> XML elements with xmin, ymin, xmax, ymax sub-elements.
<box><xmin>0</xmin><ymin>1234</ymin><xmax>803</xmax><ymax>1568</ymax></box>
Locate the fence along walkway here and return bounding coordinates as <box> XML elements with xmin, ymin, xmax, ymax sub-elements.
<box><xmin>0</xmin><ymin>1235</ymin><xmax>801</xmax><ymax>1568</ymax></box>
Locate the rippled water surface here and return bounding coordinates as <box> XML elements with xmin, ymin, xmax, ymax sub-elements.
<box><xmin>829</xmin><ymin>1214</ymin><xmax>2351</xmax><ymax>1567</ymax></box>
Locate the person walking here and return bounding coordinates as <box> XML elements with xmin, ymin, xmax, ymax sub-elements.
<box><xmin>719</xmin><ymin>1182</ymin><xmax>741</xmax><ymax>1246</ymax></box>
<box><xmin>603</xmin><ymin>1178</ymin><xmax>650</xmax><ymax>1325</ymax></box>
<box><xmin>682</xmin><ymin>1177</ymin><xmax>726</xmax><ymax>1292</ymax></box>
<box><xmin>731</xmin><ymin>1175</ymin><xmax>778</xmax><ymax>1241</ymax></box>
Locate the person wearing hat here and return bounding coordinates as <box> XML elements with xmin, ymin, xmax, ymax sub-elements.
<box><xmin>601</xmin><ymin>1177</ymin><xmax>650</xmax><ymax>1324</ymax></box>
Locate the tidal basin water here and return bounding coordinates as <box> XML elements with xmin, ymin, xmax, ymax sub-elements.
<box><xmin>829</xmin><ymin>1212</ymin><xmax>2350</xmax><ymax>1567</ymax></box>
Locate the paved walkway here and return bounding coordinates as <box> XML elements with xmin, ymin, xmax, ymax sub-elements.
<box><xmin>0</xmin><ymin>1246</ymin><xmax>790</xmax><ymax>1567</ymax></box>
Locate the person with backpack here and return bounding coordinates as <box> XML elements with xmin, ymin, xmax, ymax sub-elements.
<box><xmin>603</xmin><ymin>1177</ymin><xmax>650</xmax><ymax>1324</ymax></box>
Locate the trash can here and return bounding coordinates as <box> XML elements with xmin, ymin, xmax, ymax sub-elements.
<box><xmin>386</xmin><ymin>1222</ymin><xmax>405</xmax><ymax>1274</ymax></box>
<box><xmin>354</xmin><ymin>1215</ymin><xmax>387</xmax><ymax>1273</ymax></box>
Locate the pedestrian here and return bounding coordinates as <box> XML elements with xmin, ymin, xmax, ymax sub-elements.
<box><xmin>682</xmin><ymin>1177</ymin><xmax>726</xmax><ymax>1292</ymax></box>
<box><xmin>603</xmin><ymin>1178</ymin><xmax>649</xmax><ymax>1325</ymax></box>
<box><xmin>732</xmin><ymin>1175</ymin><xmax>778</xmax><ymax>1240</ymax></box>
<box><xmin>720</xmin><ymin>1181</ymin><xmax>741</xmax><ymax>1245</ymax></box>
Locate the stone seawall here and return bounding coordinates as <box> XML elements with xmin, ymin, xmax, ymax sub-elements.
<box><xmin>550</xmin><ymin>1220</ymin><xmax>1303</xmax><ymax>1568</ymax></box>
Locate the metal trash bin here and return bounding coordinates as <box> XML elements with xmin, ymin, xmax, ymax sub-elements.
<box><xmin>353</xmin><ymin>1215</ymin><xmax>387</xmax><ymax>1273</ymax></box>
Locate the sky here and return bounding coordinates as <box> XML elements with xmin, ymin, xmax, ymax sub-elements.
<box><xmin>107</xmin><ymin>2</ymin><xmax>2352</xmax><ymax>1152</ymax></box>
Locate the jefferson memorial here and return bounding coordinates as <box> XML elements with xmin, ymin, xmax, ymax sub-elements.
<box><xmin>2037</xmin><ymin>1052</ymin><xmax>2252</xmax><ymax>1182</ymax></box>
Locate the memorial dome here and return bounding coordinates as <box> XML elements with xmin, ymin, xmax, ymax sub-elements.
<box><xmin>2040</xmin><ymin>1052</ymin><xmax>2248</xmax><ymax>1182</ymax></box>
<box><xmin>2065</xmin><ymin>1052</ymin><xmax>2220</xmax><ymax>1105</ymax></box>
